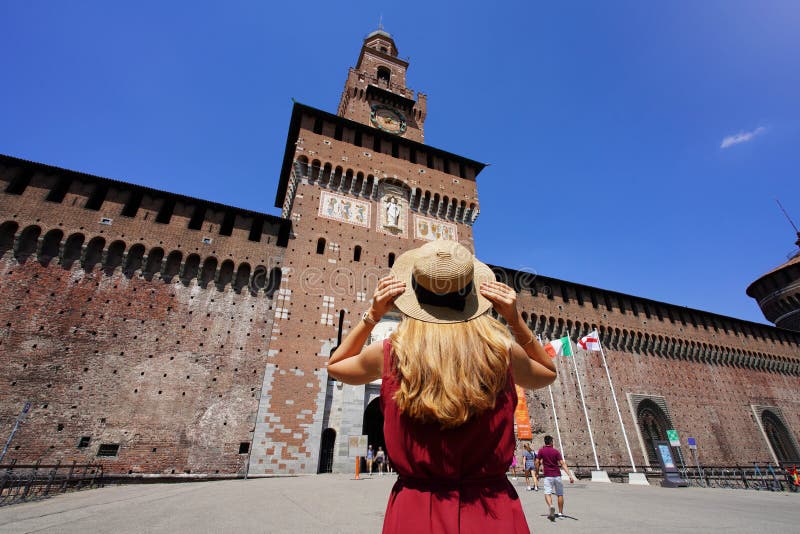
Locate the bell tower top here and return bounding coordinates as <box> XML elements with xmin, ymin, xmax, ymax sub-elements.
<box><xmin>337</xmin><ymin>28</ymin><xmax>427</xmax><ymax>143</ymax></box>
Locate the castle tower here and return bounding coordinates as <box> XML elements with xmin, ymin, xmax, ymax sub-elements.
<box><xmin>747</xmin><ymin>232</ymin><xmax>800</xmax><ymax>331</ymax></box>
<box><xmin>336</xmin><ymin>28</ymin><xmax>427</xmax><ymax>143</ymax></box>
<box><xmin>247</xmin><ymin>29</ymin><xmax>485</xmax><ymax>474</ymax></box>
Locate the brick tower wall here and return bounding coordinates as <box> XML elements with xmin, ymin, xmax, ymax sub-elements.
<box><xmin>247</xmin><ymin>106</ymin><xmax>483</xmax><ymax>474</ymax></box>
<box><xmin>0</xmin><ymin>155</ymin><xmax>289</xmax><ymax>475</ymax></box>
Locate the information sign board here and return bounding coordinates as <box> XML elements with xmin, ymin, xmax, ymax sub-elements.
<box><xmin>666</xmin><ymin>429</ymin><xmax>680</xmax><ymax>447</ymax></box>
<box><xmin>348</xmin><ymin>435</ymin><xmax>368</xmax><ymax>458</ymax></box>
<box><xmin>687</xmin><ymin>437</ymin><xmax>697</xmax><ymax>450</ymax></box>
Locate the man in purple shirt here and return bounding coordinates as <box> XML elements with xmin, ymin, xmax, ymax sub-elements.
<box><xmin>536</xmin><ymin>435</ymin><xmax>575</xmax><ymax>521</ymax></box>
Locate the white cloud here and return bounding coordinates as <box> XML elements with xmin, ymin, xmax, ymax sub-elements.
<box><xmin>720</xmin><ymin>126</ymin><xmax>766</xmax><ymax>149</ymax></box>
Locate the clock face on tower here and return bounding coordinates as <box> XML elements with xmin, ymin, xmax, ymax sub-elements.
<box><xmin>370</xmin><ymin>104</ymin><xmax>407</xmax><ymax>135</ymax></box>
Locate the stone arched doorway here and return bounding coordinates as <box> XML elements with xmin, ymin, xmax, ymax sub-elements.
<box><xmin>637</xmin><ymin>399</ymin><xmax>671</xmax><ymax>466</ymax></box>
<box><xmin>762</xmin><ymin>410</ymin><xmax>800</xmax><ymax>464</ymax></box>
<box><xmin>318</xmin><ymin>428</ymin><xmax>336</xmax><ymax>473</ymax></box>
<box><xmin>362</xmin><ymin>397</ymin><xmax>385</xmax><ymax>472</ymax></box>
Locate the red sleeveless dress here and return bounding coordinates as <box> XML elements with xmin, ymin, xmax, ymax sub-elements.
<box><xmin>380</xmin><ymin>340</ymin><xmax>530</xmax><ymax>533</ymax></box>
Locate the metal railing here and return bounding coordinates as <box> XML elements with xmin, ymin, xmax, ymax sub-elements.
<box><xmin>568</xmin><ymin>462</ymin><xmax>799</xmax><ymax>492</ymax></box>
<box><xmin>0</xmin><ymin>460</ymin><xmax>104</xmax><ymax>507</ymax></box>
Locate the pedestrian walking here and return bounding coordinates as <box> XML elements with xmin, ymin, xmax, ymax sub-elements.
<box><xmin>375</xmin><ymin>446</ymin><xmax>386</xmax><ymax>475</ymax></box>
<box><xmin>327</xmin><ymin>240</ymin><xmax>557</xmax><ymax>533</ymax></box>
<box><xmin>522</xmin><ymin>443</ymin><xmax>538</xmax><ymax>491</ymax></box>
<box><xmin>366</xmin><ymin>445</ymin><xmax>374</xmax><ymax>475</ymax></box>
<box><xmin>509</xmin><ymin>453</ymin><xmax>519</xmax><ymax>480</ymax></box>
<box><xmin>536</xmin><ymin>435</ymin><xmax>574</xmax><ymax>521</ymax></box>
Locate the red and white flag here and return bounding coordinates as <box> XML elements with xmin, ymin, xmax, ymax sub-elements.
<box><xmin>578</xmin><ymin>330</ymin><xmax>601</xmax><ymax>351</ymax></box>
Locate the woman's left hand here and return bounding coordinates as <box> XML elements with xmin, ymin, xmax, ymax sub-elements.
<box><xmin>479</xmin><ymin>281</ymin><xmax>519</xmax><ymax>324</ymax></box>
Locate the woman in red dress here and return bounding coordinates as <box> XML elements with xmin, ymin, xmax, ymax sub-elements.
<box><xmin>328</xmin><ymin>241</ymin><xmax>557</xmax><ymax>533</ymax></box>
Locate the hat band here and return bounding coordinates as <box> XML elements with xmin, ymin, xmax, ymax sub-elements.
<box><xmin>412</xmin><ymin>275</ymin><xmax>472</xmax><ymax>312</ymax></box>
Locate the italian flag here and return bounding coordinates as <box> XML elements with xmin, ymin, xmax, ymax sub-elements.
<box><xmin>544</xmin><ymin>336</ymin><xmax>573</xmax><ymax>358</ymax></box>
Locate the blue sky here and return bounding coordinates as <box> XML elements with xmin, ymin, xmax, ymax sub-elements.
<box><xmin>2</xmin><ymin>1</ymin><xmax>798</xmax><ymax>325</ymax></box>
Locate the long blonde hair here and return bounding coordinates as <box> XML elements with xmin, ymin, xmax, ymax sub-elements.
<box><xmin>389</xmin><ymin>314</ymin><xmax>511</xmax><ymax>429</ymax></box>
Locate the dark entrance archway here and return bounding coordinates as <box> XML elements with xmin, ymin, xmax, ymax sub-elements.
<box><xmin>636</xmin><ymin>399</ymin><xmax>671</xmax><ymax>466</ymax></box>
<box><xmin>762</xmin><ymin>410</ymin><xmax>800</xmax><ymax>463</ymax></box>
<box><xmin>318</xmin><ymin>428</ymin><xmax>336</xmax><ymax>473</ymax></box>
<box><xmin>362</xmin><ymin>397</ymin><xmax>385</xmax><ymax>473</ymax></box>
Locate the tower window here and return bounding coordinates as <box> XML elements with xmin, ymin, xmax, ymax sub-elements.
<box><xmin>388</xmin><ymin>253</ymin><xmax>396</xmax><ymax>267</ymax></box>
<box><xmin>317</xmin><ymin>238</ymin><xmax>326</xmax><ymax>254</ymax></box>
<box><xmin>354</xmin><ymin>245</ymin><xmax>362</xmax><ymax>262</ymax></box>
<box><xmin>377</xmin><ymin>66</ymin><xmax>390</xmax><ymax>85</ymax></box>
<box><xmin>313</xmin><ymin>118</ymin><xmax>323</xmax><ymax>134</ymax></box>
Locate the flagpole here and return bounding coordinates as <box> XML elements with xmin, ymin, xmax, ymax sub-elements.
<box><xmin>547</xmin><ymin>385</ymin><xmax>565</xmax><ymax>456</ymax></box>
<box><xmin>538</xmin><ymin>334</ymin><xmax>566</xmax><ymax>455</ymax></box>
<box><xmin>566</xmin><ymin>337</ymin><xmax>600</xmax><ymax>470</ymax></box>
<box><xmin>597</xmin><ymin>337</ymin><xmax>637</xmax><ymax>472</ymax></box>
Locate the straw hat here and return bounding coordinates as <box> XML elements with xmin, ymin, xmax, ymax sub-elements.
<box><xmin>390</xmin><ymin>240</ymin><xmax>495</xmax><ymax>323</ymax></box>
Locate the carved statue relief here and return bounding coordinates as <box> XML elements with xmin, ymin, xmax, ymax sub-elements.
<box><xmin>377</xmin><ymin>181</ymin><xmax>409</xmax><ymax>238</ymax></box>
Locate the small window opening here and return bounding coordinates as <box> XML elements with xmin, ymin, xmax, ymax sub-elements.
<box><xmin>373</xmin><ymin>135</ymin><xmax>381</xmax><ymax>153</ymax></box>
<box><xmin>377</xmin><ymin>66</ymin><xmax>391</xmax><ymax>85</ymax></box>
<box><xmin>219</xmin><ymin>212</ymin><xmax>235</xmax><ymax>236</ymax></box>
<box><xmin>4</xmin><ymin>171</ymin><xmax>33</xmax><ymax>195</ymax></box>
<box><xmin>46</xmin><ymin>176</ymin><xmax>72</xmax><ymax>203</ymax></box>
<box><xmin>239</xmin><ymin>442</ymin><xmax>250</xmax><ymax>454</ymax></box>
<box><xmin>316</xmin><ymin>238</ymin><xmax>326</xmax><ymax>254</ymax></box>
<box><xmin>313</xmin><ymin>118</ymin><xmax>323</xmax><ymax>134</ymax></box>
<box><xmin>354</xmin><ymin>131</ymin><xmax>362</xmax><ymax>147</ymax></box>
<box><xmin>354</xmin><ymin>245</ymin><xmax>362</xmax><ymax>262</ymax></box>
<box><xmin>334</xmin><ymin>124</ymin><xmax>343</xmax><ymax>141</ymax></box>
<box><xmin>155</xmin><ymin>199</ymin><xmax>175</xmax><ymax>224</ymax></box>
<box><xmin>85</xmin><ymin>184</ymin><xmax>108</xmax><ymax>211</ymax></box>
<box><xmin>77</xmin><ymin>436</ymin><xmax>91</xmax><ymax>448</ymax></box>
<box><xmin>388</xmin><ymin>253</ymin><xmax>396</xmax><ymax>267</ymax></box>
<box><xmin>392</xmin><ymin>142</ymin><xmax>399</xmax><ymax>158</ymax></box>
<box><xmin>121</xmin><ymin>191</ymin><xmax>142</xmax><ymax>217</ymax></box>
<box><xmin>97</xmin><ymin>443</ymin><xmax>120</xmax><ymax>457</ymax></box>
<box><xmin>188</xmin><ymin>205</ymin><xmax>206</xmax><ymax>230</ymax></box>
<box><xmin>248</xmin><ymin>218</ymin><xmax>264</xmax><ymax>242</ymax></box>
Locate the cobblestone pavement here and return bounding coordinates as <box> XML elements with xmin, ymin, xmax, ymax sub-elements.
<box><xmin>0</xmin><ymin>474</ymin><xmax>797</xmax><ymax>533</ymax></box>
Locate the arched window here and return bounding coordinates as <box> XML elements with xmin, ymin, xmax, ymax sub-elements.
<box><xmin>354</xmin><ymin>245</ymin><xmax>362</xmax><ymax>262</ymax></box>
<box><xmin>266</xmin><ymin>267</ymin><xmax>282</xmax><ymax>298</ymax></box>
<box><xmin>124</xmin><ymin>244</ymin><xmax>145</xmax><ymax>276</ymax></box>
<box><xmin>234</xmin><ymin>263</ymin><xmax>251</xmax><ymax>293</ymax></box>
<box><xmin>143</xmin><ymin>247</ymin><xmax>164</xmax><ymax>278</ymax></box>
<box><xmin>0</xmin><ymin>221</ymin><xmax>19</xmax><ymax>258</ymax></box>
<box><xmin>163</xmin><ymin>251</ymin><xmax>183</xmax><ymax>280</ymax></box>
<box><xmin>82</xmin><ymin>237</ymin><xmax>105</xmax><ymax>271</ymax></box>
<box><xmin>39</xmin><ymin>229</ymin><xmax>64</xmax><ymax>265</ymax></box>
<box><xmin>636</xmin><ymin>399</ymin><xmax>671</xmax><ymax>466</ymax></box>
<box><xmin>15</xmin><ymin>225</ymin><xmax>41</xmax><ymax>261</ymax></box>
<box><xmin>181</xmin><ymin>254</ymin><xmax>201</xmax><ymax>284</ymax></box>
<box><xmin>377</xmin><ymin>66</ymin><xmax>391</xmax><ymax>86</ymax></box>
<box><xmin>61</xmin><ymin>233</ymin><xmax>85</xmax><ymax>269</ymax></box>
<box><xmin>104</xmin><ymin>241</ymin><xmax>126</xmax><ymax>272</ymax></box>
<box><xmin>762</xmin><ymin>410</ymin><xmax>800</xmax><ymax>463</ymax></box>
<box><xmin>388</xmin><ymin>253</ymin><xmax>396</xmax><ymax>267</ymax></box>
<box><xmin>317</xmin><ymin>238</ymin><xmax>326</xmax><ymax>254</ymax></box>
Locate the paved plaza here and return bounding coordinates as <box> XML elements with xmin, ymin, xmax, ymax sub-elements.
<box><xmin>0</xmin><ymin>473</ymin><xmax>797</xmax><ymax>533</ymax></box>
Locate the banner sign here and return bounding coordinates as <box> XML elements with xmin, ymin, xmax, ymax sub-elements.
<box><xmin>514</xmin><ymin>385</ymin><xmax>533</xmax><ymax>440</ymax></box>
